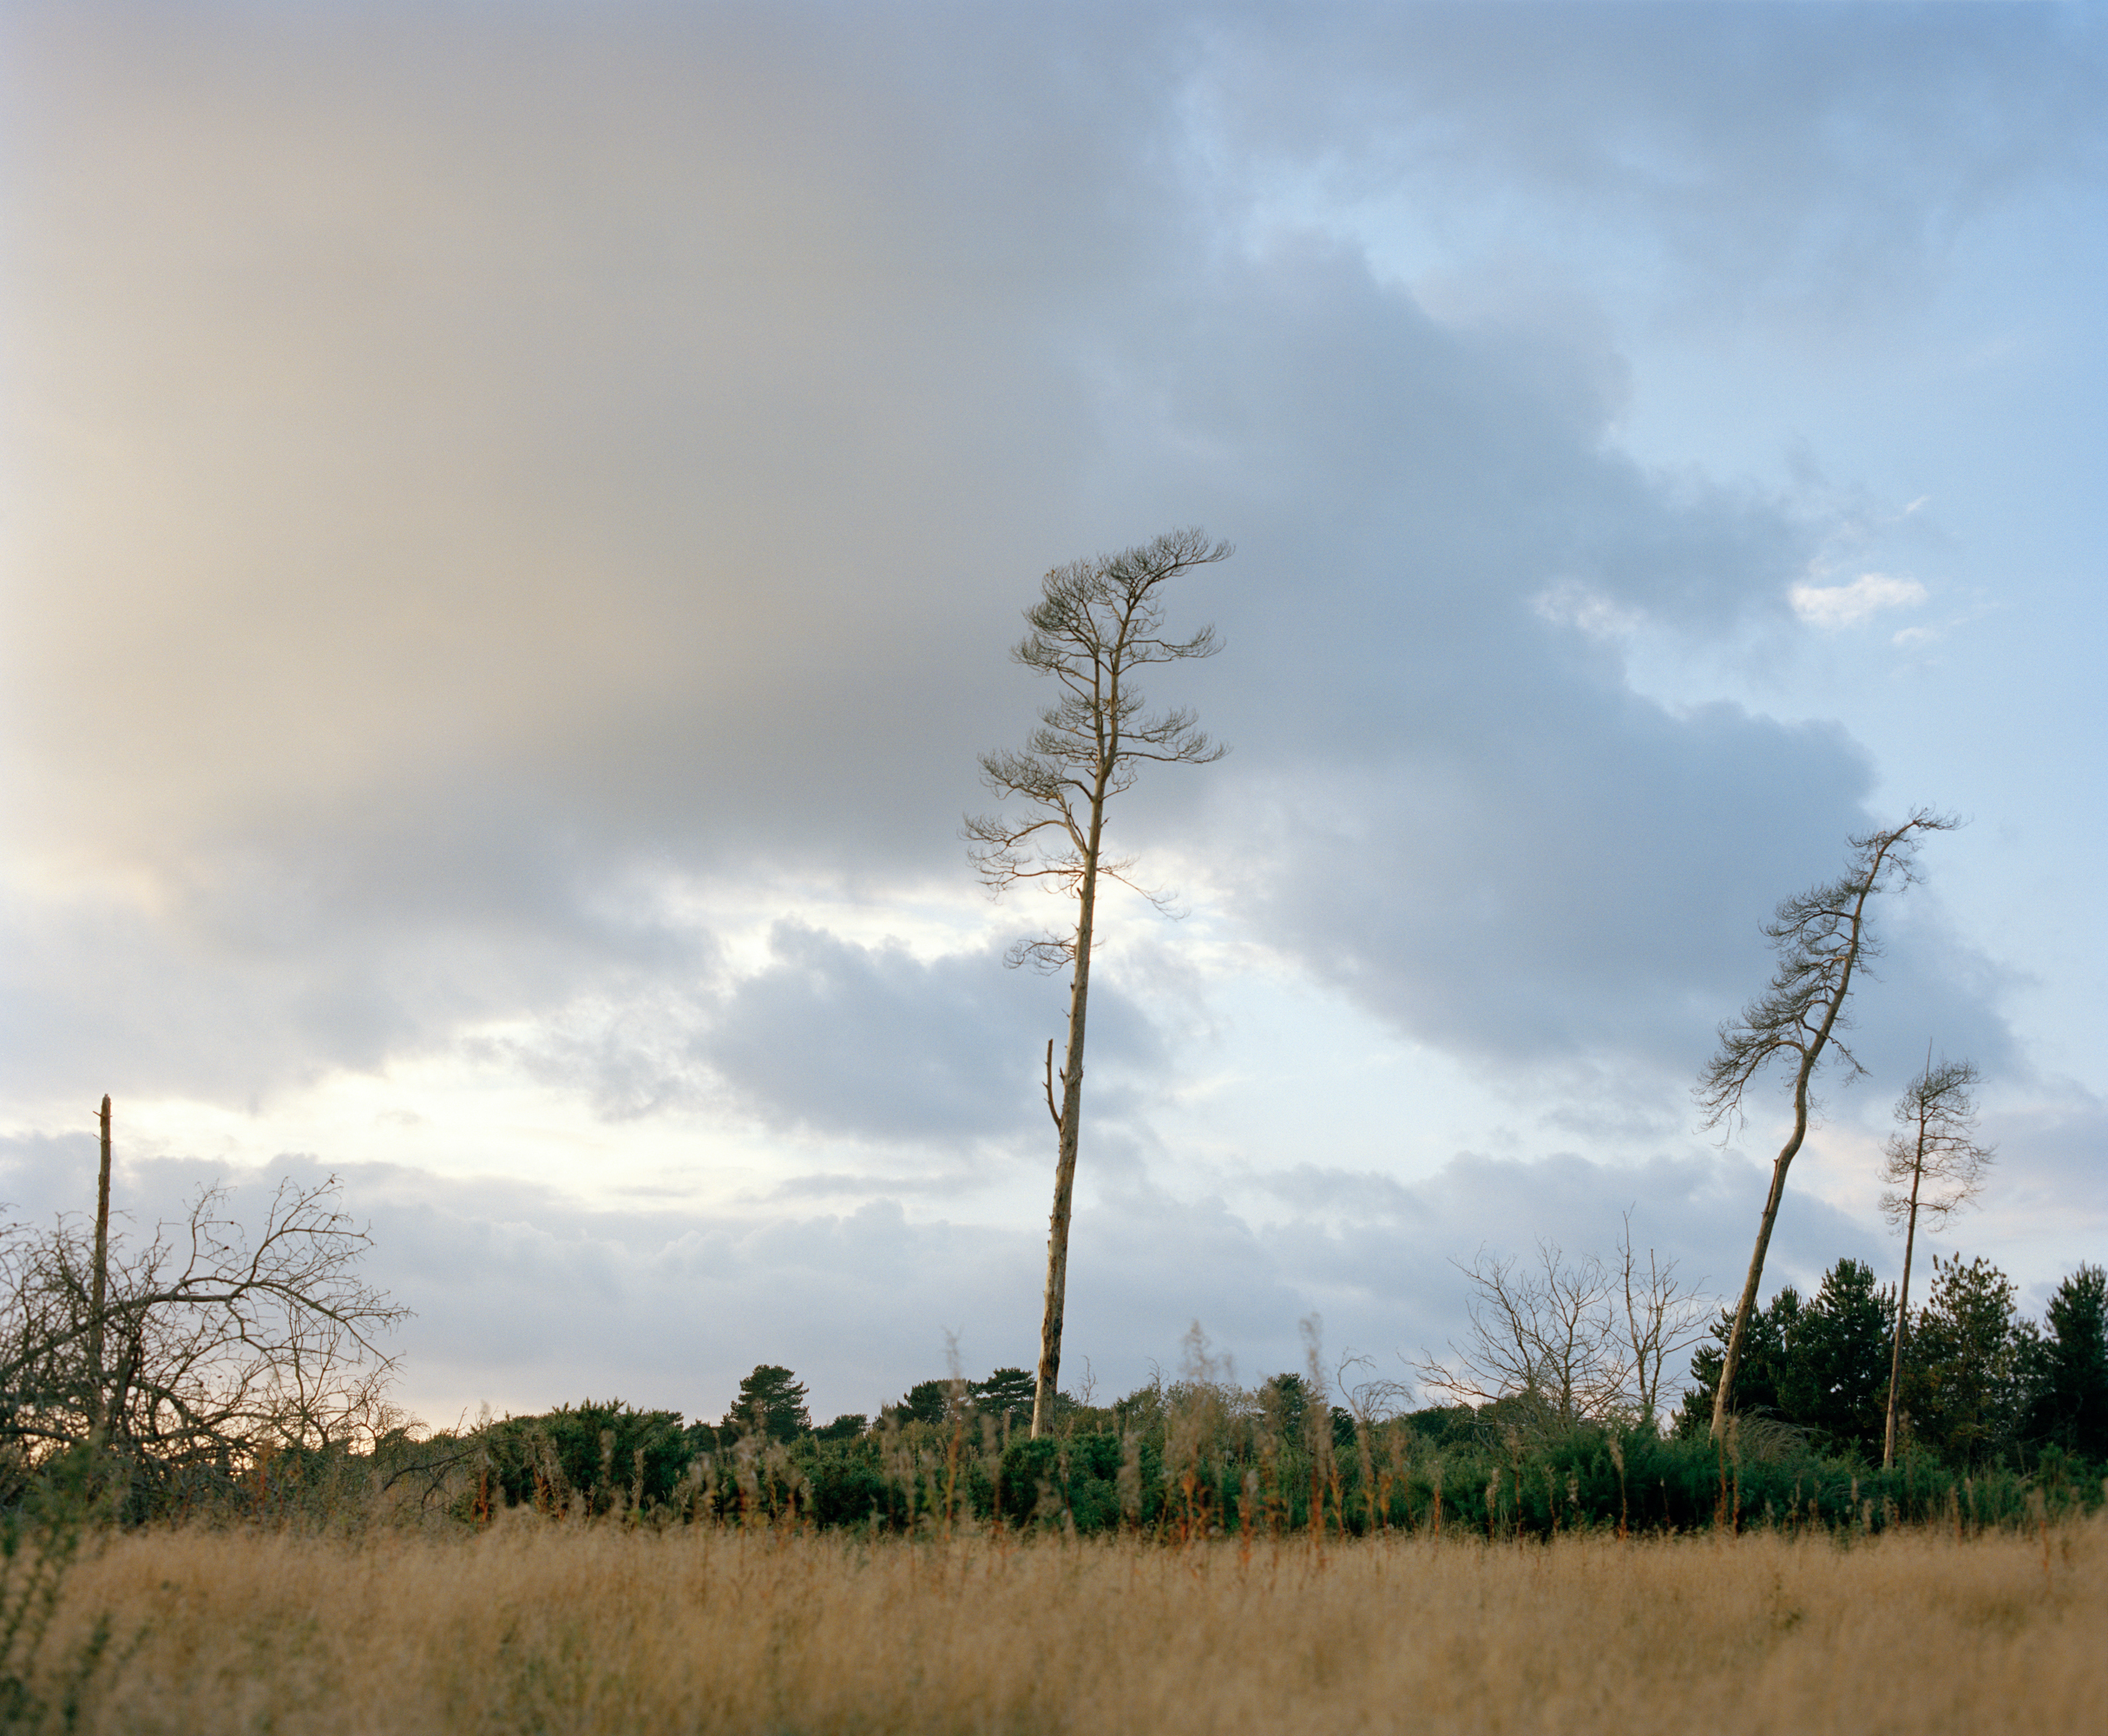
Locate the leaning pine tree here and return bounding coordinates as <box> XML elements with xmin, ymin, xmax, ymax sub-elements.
<box><xmin>1697</xmin><ymin>809</ymin><xmax>1955</xmax><ymax>1443</ymax></box>
<box><xmin>966</xmin><ymin>528</ymin><xmax>1231</xmax><ymax>1438</ymax></box>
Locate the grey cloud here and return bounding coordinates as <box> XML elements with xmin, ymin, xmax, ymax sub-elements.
<box><xmin>0</xmin><ymin>1138</ymin><xmax>1042</xmax><ymax>1425</ymax></box>
<box><xmin>1991</xmin><ymin>1090</ymin><xmax>2108</xmax><ymax>1208</ymax></box>
<box><xmin>3</xmin><ymin>3</ymin><xmax>1178</xmax><ymax>871</ymax></box>
<box><xmin>699</xmin><ymin>922</ymin><xmax>1170</xmax><ymax>1144</ymax></box>
<box><xmin>0</xmin><ymin>3</ymin><xmax>2054</xmax><ymax>1119</ymax></box>
<box><xmin>1216</xmin><ymin>713</ymin><xmax>1871</xmax><ymax>1074</ymax></box>
<box><xmin>0</xmin><ymin>808</ymin><xmax>720</xmax><ymax>1105</ymax></box>
<box><xmin>3</xmin><ymin>4</ymin><xmax>1180</xmax><ymax>1109</ymax></box>
<box><xmin>1057</xmin><ymin>240</ymin><xmax>1945</xmax><ymax>1075</ymax></box>
<box><xmin>485</xmin><ymin>919</ymin><xmax>1166</xmax><ymax>1147</ymax></box>
<box><xmin>704</xmin><ymin>924</ymin><xmax>1040</xmax><ymax>1141</ymax></box>
<box><xmin>1818</xmin><ymin>894</ymin><xmax>2023</xmax><ymax>1093</ymax></box>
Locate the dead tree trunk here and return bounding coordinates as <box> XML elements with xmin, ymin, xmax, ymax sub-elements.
<box><xmin>1034</xmin><ymin>825</ymin><xmax>1099</xmax><ymax>1438</ymax></box>
<box><xmin>88</xmin><ymin>1093</ymin><xmax>113</xmax><ymax>1437</ymax></box>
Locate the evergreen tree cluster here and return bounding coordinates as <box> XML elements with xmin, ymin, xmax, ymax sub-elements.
<box><xmin>1678</xmin><ymin>1257</ymin><xmax>2108</xmax><ymax>1468</ymax></box>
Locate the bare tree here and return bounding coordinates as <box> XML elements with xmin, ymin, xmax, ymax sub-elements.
<box><xmin>1415</xmin><ymin>1223</ymin><xmax>1709</xmax><ymax>1431</ymax></box>
<box><xmin>966</xmin><ymin>528</ymin><xmax>1231</xmax><ymax>1437</ymax></box>
<box><xmin>1</xmin><ymin>1108</ymin><xmax>404</xmax><ymax>1504</ymax></box>
<box><xmin>1612</xmin><ymin>1213</ymin><xmax>1715</xmax><ymax>1429</ymax></box>
<box><xmin>1697</xmin><ymin>809</ymin><xmax>1956</xmax><ymax>1442</ymax></box>
<box><xmin>1416</xmin><ymin>1242</ymin><xmax>1625</xmax><ymax>1428</ymax></box>
<box><xmin>1880</xmin><ymin>1052</ymin><xmax>1993</xmax><ymax>1468</ymax></box>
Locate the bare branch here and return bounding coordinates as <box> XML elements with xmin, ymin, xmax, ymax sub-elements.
<box><xmin>1414</xmin><ymin>1229</ymin><xmax>1711</xmax><ymax>1435</ymax></box>
<box><xmin>1413</xmin><ymin>1242</ymin><xmax>1624</xmax><ymax>1429</ymax></box>
<box><xmin>1612</xmin><ymin>1212</ymin><xmax>1714</xmax><ymax>1429</ymax></box>
<box><xmin>1879</xmin><ymin>1051</ymin><xmax>1994</xmax><ymax>1466</ymax></box>
<box><xmin>1879</xmin><ymin>1055</ymin><xmax>1994</xmax><ymax>1231</ymax></box>
<box><xmin>1696</xmin><ymin>808</ymin><xmax>1958</xmax><ymax>1136</ymax></box>
<box><xmin>1</xmin><ymin>1171</ymin><xmax>407</xmax><ymax>1489</ymax></box>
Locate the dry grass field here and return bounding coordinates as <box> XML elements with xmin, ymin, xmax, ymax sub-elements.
<box><xmin>25</xmin><ymin>1518</ymin><xmax>2105</xmax><ymax>1734</ymax></box>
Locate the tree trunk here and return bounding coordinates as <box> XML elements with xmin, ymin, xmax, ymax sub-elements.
<box><xmin>1711</xmin><ymin>1101</ymin><xmax>1807</xmax><ymax>1443</ymax></box>
<box><xmin>1031</xmin><ymin>841</ymin><xmax>1098</xmax><ymax>1439</ymax></box>
<box><xmin>1883</xmin><ymin>1168</ymin><xmax>1925</xmax><ymax>1469</ymax></box>
<box><xmin>89</xmin><ymin>1094</ymin><xmax>112</xmax><ymax>1437</ymax></box>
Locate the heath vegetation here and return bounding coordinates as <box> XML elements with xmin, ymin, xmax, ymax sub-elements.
<box><xmin>10</xmin><ymin>1517</ymin><xmax>2107</xmax><ymax>1734</ymax></box>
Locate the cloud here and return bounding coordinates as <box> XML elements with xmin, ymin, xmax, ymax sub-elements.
<box><xmin>1194</xmin><ymin>2</ymin><xmax>2107</xmax><ymax>330</ymax></box>
<box><xmin>3</xmin><ymin>5</ymin><xmax>1914</xmax><ymax>1110</ymax></box>
<box><xmin>1533</xmin><ymin>581</ymin><xmax>1644</xmax><ymax>642</ymax></box>
<box><xmin>441</xmin><ymin>915</ymin><xmax>1168</xmax><ymax>1147</ymax></box>
<box><xmin>1970</xmin><ymin>1089</ymin><xmax>2108</xmax><ymax>1296</ymax></box>
<box><xmin>1789</xmin><ymin>572</ymin><xmax>1928</xmax><ymax>628</ymax></box>
<box><xmin>1824</xmin><ymin>894</ymin><xmax>2020</xmax><ymax>1090</ymax></box>
<box><xmin>0</xmin><ymin>1</ymin><xmax>2078</xmax><ymax>1418</ymax></box>
<box><xmin>0</xmin><ymin>1131</ymin><xmax>1945</xmax><ymax>1426</ymax></box>
<box><xmin>699</xmin><ymin>922</ymin><xmax>1162</xmax><ymax>1144</ymax></box>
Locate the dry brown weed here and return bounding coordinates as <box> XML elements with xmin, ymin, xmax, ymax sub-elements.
<box><xmin>30</xmin><ymin>1517</ymin><xmax>2107</xmax><ymax>1733</ymax></box>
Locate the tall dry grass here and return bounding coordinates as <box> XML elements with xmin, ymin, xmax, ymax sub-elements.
<box><xmin>30</xmin><ymin>1518</ymin><xmax>2106</xmax><ymax>1733</ymax></box>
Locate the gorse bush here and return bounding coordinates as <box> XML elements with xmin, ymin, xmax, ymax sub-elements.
<box><xmin>477</xmin><ymin>1403</ymin><xmax>700</xmax><ymax>1515</ymax></box>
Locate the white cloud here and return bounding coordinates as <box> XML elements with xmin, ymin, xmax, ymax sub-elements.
<box><xmin>1533</xmin><ymin>580</ymin><xmax>1642</xmax><ymax>641</ymax></box>
<box><xmin>1789</xmin><ymin>571</ymin><xmax>1929</xmax><ymax>628</ymax></box>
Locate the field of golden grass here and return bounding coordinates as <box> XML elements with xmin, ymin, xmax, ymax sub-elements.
<box><xmin>32</xmin><ymin>1519</ymin><xmax>2106</xmax><ymax>1733</ymax></box>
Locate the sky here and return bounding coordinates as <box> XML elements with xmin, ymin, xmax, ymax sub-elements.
<box><xmin>2</xmin><ymin>1</ymin><xmax>2103</xmax><ymax>1430</ymax></box>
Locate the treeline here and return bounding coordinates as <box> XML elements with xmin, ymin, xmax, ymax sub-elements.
<box><xmin>345</xmin><ymin>1374</ymin><xmax>2103</xmax><ymax>1544</ymax></box>
<box><xmin>1676</xmin><ymin>1255</ymin><xmax>2108</xmax><ymax>1466</ymax></box>
<box><xmin>30</xmin><ymin>1354</ymin><xmax>2108</xmax><ymax>1541</ymax></box>
<box><xmin>230</xmin><ymin>1252</ymin><xmax>2104</xmax><ymax>1540</ymax></box>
